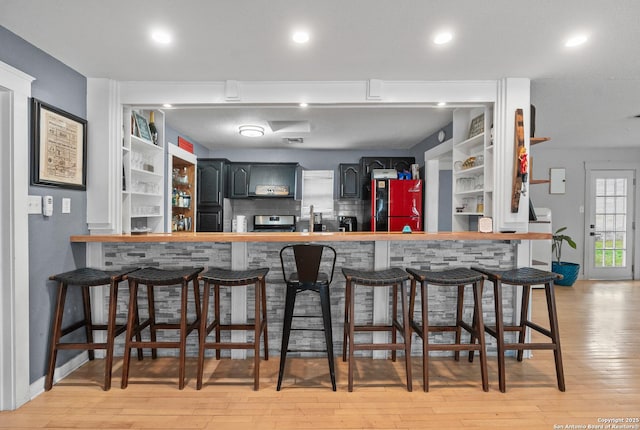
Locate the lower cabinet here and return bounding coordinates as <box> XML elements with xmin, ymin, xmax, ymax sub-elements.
<box><xmin>196</xmin><ymin>207</ymin><xmax>223</xmax><ymax>232</ymax></box>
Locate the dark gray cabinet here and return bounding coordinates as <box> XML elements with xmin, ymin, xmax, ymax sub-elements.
<box><xmin>197</xmin><ymin>208</ymin><xmax>223</xmax><ymax>232</ymax></box>
<box><xmin>197</xmin><ymin>159</ymin><xmax>226</xmax><ymax>206</ymax></box>
<box><xmin>228</xmin><ymin>164</ymin><xmax>251</xmax><ymax>198</ymax></box>
<box><xmin>360</xmin><ymin>157</ymin><xmax>415</xmax><ymax>179</ymax></box>
<box><xmin>339</xmin><ymin>163</ymin><xmax>360</xmax><ymax>199</ymax></box>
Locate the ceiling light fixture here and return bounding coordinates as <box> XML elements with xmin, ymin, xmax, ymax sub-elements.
<box><xmin>151</xmin><ymin>29</ymin><xmax>172</xmax><ymax>45</ymax></box>
<box><xmin>437</xmin><ymin>102</ymin><xmax>447</xmax><ymax>107</ymax></box>
<box><xmin>299</xmin><ymin>103</ymin><xmax>308</xmax><ymax>108</ymax></box>
<box><xmin>238</xmin><ymin>125</ymin><xmax>265</xmax><ymax>137</ymax></box>
<box><xmin>433</xmin><ymin>31</ymin><xmax>453</xmax><ymax>45</ymax></box>
<box><xmin>162</xmin><ymin>103</ymin><xmax>173</xmax><ymax>108</ymax></box>
<box><xmin>292</xmin><ymin>31</ymin><xmax>310</xmax><ymax>44</ymax></box>
<box><xmin>565</xmin><ymin>34</ymin><xmax>588</xmax><ymax>47</ymax></box>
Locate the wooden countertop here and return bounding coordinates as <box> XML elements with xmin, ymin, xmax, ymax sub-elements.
<box><xmin>71</xmin><ymin>231</ymin><xmax>550</xmax><ymax>243</ymax></box>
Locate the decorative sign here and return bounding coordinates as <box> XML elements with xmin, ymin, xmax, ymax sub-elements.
<box><xmin>467</xmin><ymin>113</ymin><xmax>485</xmax><ymax>139</ymax></box>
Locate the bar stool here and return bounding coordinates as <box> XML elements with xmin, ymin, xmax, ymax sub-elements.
<box><xmin>342</xmin><ymin>268</ymin><xmax>412</xmax><ymax>392</ymax></box>
<box><xmin>121</xmin><ymin>266</ymin><xmax>203</xmax><ymax>390</ymax></box>
<box><xmin>46</xmin><ymin>267</ymin><xmax>139</xmax><ymax>391</ymax></box>
<box><xmin>196</xmin><ymin>267</ymin><xmax>269</xmax><ymax>391</ymax></box>
<box><xmin>278</xmin><ymin>244</ymin><xmax>337</xmax><ymax>391</ymax></box>
<box><xmin>405</xmin><ymin>267</ymin><xmax>488</xmax><ymax>392</ymax></box>
<box><xmin>471</xmin><ymin>266</ymin><xmax>565</xmax><ymax>392</ymax></box>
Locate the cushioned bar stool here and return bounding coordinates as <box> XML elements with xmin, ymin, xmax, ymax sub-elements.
<box><xmin>196</xmin><ymin>267</ymin><xmax>269</xmax><ymax>391</ymax></box>
<box><xmin>405</xmin><ymin>267</ymin><xmax>488</xmax><ymax>392</ymax></box>
<box><xmin>471</xmin><ymin>266</ymin><xmax>565</xmax><ymax>392</ymax></box>
<box><xmin>342</xmin><ymin>268</ymin><xmax>413</xmax><ymax>392</ymax></box>
<box><xmin>121</xmin><ymin>266</ymin><xmax>203</xmax><ymax>390</ymax></box>
<box><xmin>277</xmin><ymin>244</ymin><xmax>337</xmax><ymax>391</ymax></box>
<box><xmin>46</xmin><ymin>267</ymin><xmax>139</xmax><ymax>391</ymax></box>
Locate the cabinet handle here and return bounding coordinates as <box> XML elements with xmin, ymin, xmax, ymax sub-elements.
<box><xmin>218</xmin><ymin>191</ymin><xmax>222</xmax><ymax>203</ymax></box>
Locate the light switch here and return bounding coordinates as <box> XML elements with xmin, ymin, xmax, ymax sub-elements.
<box><xmin>62</xmin><ymin>198</ymin><xmax>71</xmax><ymax>214</ymax></box>
<box><xmin>27</xmin><ymin>195</ymin><xmax>42</xmax><ymax>214</ymax></box>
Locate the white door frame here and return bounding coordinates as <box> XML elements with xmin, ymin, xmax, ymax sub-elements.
<box><xmin>584</xmin><ymin>162</ymin><xmax>639</xmax><ymax>280</ymax></box>
<box><xmin>0</xmin><ymin>61</ymin><xmax>33</xmax><ymax>411</ymax></box>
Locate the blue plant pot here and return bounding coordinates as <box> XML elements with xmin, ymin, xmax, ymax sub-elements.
<box><xmin>552</xmin><ymin>261</ymin><xmax>580</xmax><ymax>286</ymax></box>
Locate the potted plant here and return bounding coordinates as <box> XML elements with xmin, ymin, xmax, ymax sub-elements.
<box><xmin>551</xmin><ymin>227</ymin><xmax>580</xmax><ymax>286</ymax></box>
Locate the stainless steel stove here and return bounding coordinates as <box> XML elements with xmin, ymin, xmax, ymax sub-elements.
<box><xmin>252</xmin><ymin>215</ymin><xmax>296</xmax><ymax>232</ymax></box>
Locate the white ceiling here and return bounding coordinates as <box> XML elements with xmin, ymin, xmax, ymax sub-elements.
<box><xmin>1</xmin><ymin>0</ymin><xmax>639</xmax><ymax>150</ymax></box>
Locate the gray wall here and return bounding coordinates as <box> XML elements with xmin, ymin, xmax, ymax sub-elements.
<box><xmin>165</xmin><ymin>124</ymin><xmax>209</xmax><ymax>159</ymax></box>
<box><xmin>0</xmin><ymin>26</ymin><xmax>88</xmax><ymax>383</ymax></box>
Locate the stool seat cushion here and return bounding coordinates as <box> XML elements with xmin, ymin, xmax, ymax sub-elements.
<box><xmin>49</xmin><ymin>267</ymin><xmax>139</xmax><ymax>286</ymax></box>
<box><xmin>406</xmin><ymin>267</ymin><xmax>485</xmax><ymax>285</ymax></box>
<box><xmin>342</xmin><ymin>268</ymin><xmax>409</xmax><ymax>285</ymax></box>
<box><xmin>126</xmin><ymin>267</ymin><xmax>203</xmax><ymax>285</ymax></box>
<box><xmin>200</xmin><ymin>267</ymin><xmax>269</xmax><ymax>284</ymax></box>
<box><xmin>472</xmin><ymin>266</ymin><xmax>562</xmax><ymax>284</ymax></box>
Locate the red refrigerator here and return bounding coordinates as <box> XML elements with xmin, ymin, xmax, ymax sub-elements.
<box><xmin>370</xmin><ymin>179</ymin><xmax>423</xmax><ymax>232</ymax></box>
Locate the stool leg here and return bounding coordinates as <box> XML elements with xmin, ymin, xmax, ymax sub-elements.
<box><xmin>516</xmin><ymin>284</ymin><xmax>531</xmax><ymax>362</ymax></box>
<box><xmin>261</xmin><ymin>277</ymin><xmax>269</xmax><ymax>360</ymax></box>
<box><xmin>147</xmin><ymin>284</ymin><xmax>158</xmax><ymax>359</ymax></box>
<box><xmin>253</xmin><ymin>278</ymin><xmax>261</xmax><ymax>391</ymax></box>
<box><xmin>391</xmin><ymin>283</ymin><xmax>398</xmax><ymax>362</ymax></box>
<box><xmin>197</xmin><ymin>280</ymin><xmax>211</xmax><ymax>390</ymax></box>
<box><xmin>178</xmin><ymin>280</ymin><xmax>189</xmax><ymax>390</ymax></box>
<box><xmin>400</xmin><ymin>279</ymin><xmax>412</xmax><ymax>392</ymax></box>
<box><xmin>319</xmin><ymin>284</ymin><xmax>337</xmax><ymax>391</ymax></box>
<box><xmin>45</xmin><ymin>282</ymin><xmax>68</xmax><ymax>391</ymax></box>
<box><xmin>277</xmin><ymin>284</ymin><xmax>297</xmax><ymax>391</ymax></box>
<box><xmin>545</xmin><ymin>281</ymin><xmax>566</xmax><ymax>391</ymax></box>
<box><xmin>81</xmin><ymin>286</ymin><xmax>95</xmax><ymax>361</ymax></box>
<box><xmin>348</xmin><ymin>279</ymin><xmax>356</xmax><ymax>392</ymax></box>
<box><xmin>121</xmin><ymin>280</ymin><xmax>139</xmax><ymax>389</ymax></box>
<box><xmin>473</xmin><ymin>280</ymin><xmax>489</xmax><ymax>392</ymax></box>
<box><xmin>342</xmin><ymin>278</ymin><xmax>350</xmax><ymax>362</ymax></box>
<box><xmin>493</xmin><ymin>280</ymin><xmax>506</xmax><ymax>393</ymax></box>
<box><xmin>214</xmin><ymin>283</ymin><xmax>221</xmax><ymax>360</ymax></box>
<box><xmin>103</xmin><ymin>280</ymin><xmax>119</xmax><ymax>391</ymax></box>
<box><xmin>454</xmin><ymin>284</ymin><xmax>464</xmax><ymax>361</ymax></box>
<box><xmin>419</xmin><ymin>280</ymin><xmax>429</xmax><ymax>392</ymax></box>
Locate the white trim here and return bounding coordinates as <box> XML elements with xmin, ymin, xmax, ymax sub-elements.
<box><xmin>29</xmin><ymin>352</ymin><xmax>89</xmax><ymax>399</ymax></box>
<box><xmin>0</xmin><ymin>60</ymin><xmax>34</xmax><ymax>411</ymax></box>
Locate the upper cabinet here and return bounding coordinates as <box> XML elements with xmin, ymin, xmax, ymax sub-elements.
<box><xmin>121</xmin><ymin>107</ymin><xmax>165</xmax><ymax>233</ymax></box>
<box><xmin>228</xmin><ymin>163</ymin><xmax>251</xmax><ymax>198</ymax></box>
<box><xmin>228</xmin><ymin>162</ymin><xmax>298</xmax><ymax>198</ymax></box>
<box><xmin>197</xmin><ymin>159</ymin><xmax>227</xmax><ymax>206</ymax></box>
<box><xmin>451</xmin><ymin>106</ymin><xmax>494</xmax><ymax>232</ymax></box>
<box><xmin>339</xmin><ymin>163</ymin><xmax>360</xmax><ymax>199</ymax></box>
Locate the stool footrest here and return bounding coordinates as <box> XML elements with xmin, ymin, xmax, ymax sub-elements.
<box><xmin>56</xmin><ymin>342</ymin><xmax>108</xmax><ymax>350</ymax></box>
<box><xmin>204</xmin><ymin>342</ymin><xmax>261</xmax><ymax>350</ymax></box>
<box><xmin>287</xmin><ymin>349</ymin><xmax>328</xmax><ymax>354</ymax></box>
<box><xmin>352</xmin><ymin>343</ymin><xmax>408</xmax><ymax>351</ymax></box>
<box><xmin>503</xmin><ymin>342</ymin><xmax>559</xmax><ymax>350</ymax></box>
<box><xmin>353</xmin><ymin>325</ymin><xmax>403</xmax><ymax>332</ymax></box>
<box><xmin>525</xmin><ymin>321</ymin><xmax>553</xmax><ymax>338</ymax></box>
<box><xmin>60</xmin><ymin>319</ymin><xmax>90</xmax><ymax>337</ymax></box>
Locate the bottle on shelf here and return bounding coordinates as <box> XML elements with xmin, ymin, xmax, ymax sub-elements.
<box><xmin>148</xmin><ymin>111</ymin><xmax>158</xmax><ymax>145</ymax></box>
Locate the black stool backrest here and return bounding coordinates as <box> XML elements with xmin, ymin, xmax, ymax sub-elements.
<box><xmin>280</xmin><ymin>244</ymin><xmax>336</xmax><ymax>286</ymax></box>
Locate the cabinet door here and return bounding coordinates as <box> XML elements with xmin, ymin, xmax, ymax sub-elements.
<box><xmin>197</xmin><ymin>209</ymin><xmax>223</xmax><ymax>232</ymax></box>
<box><xmin>339</xmin><ymin>163</ymin><xmax>360</xmax><ymax>199</ymax></box>
<box><xmin>390</xmin><ymin>157</ymin><xmax>415</xmax><ymax>173</ymax></box>
<box><xmin>228</xmin><ymin>164</ymin><xmax>250</xmax><ymax>198</ymax></box>
<box><xmin>360</xmin><ymin>157</ymin><xmax>389</xmax><ymax>178</ymax></box>
<box><xmin>197</xmin><ymin>160</ymin><xmax>225</xmax><ymax>206</ymax></box>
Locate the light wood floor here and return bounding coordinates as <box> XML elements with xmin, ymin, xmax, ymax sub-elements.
<box><xmin>3</xmin><ymin>280</ymin><xmax>640</xmax><ymax>429</ymax></box>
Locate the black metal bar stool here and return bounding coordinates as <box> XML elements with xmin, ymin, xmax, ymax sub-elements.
<box><xmin>342</xmin><ymin>268</ymin><xmax>412</xmax><ymax>392</ymax></box>
<box><xmin>278</xmin><ymin>244</ymin><xmax>337</xmax><ymax>391</ymax></box>
<box><xmin>46</xmin><ymin>267</ymin><xmax>139</xmax><ymax>391</ymax></box>
<box><xmin>121</xmin><ymin>266</ymin><xmax>203</xmax><ymax>390</ymax></box>
<box><xmin>196</xmin><ymin>267</ymin><xmax>269</xmax><ymax>391</ymax></box>
<box><xmin>471</xmin><ymin>266</ymin><xmax>565</xmax><ymax>392</ymax></box>
<box><xmin>405</xmin><ymin>267</ymin><xmax>488</xmax><ymax>392</ymax></box>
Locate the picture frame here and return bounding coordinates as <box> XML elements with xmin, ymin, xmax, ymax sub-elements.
<box><xmin>133</xmin><ymin>111</ymin><xmax>152</xmax><ymax>142</ymax></box>
<box><xmin>31</xmin><ymin>98</ymin><xmax>87</xmax><ymax>190</ymax></box>
<box><xmin>467</xmin><ymin>113</ymin><xmax>485</xmax><ymax>139</ymax></box>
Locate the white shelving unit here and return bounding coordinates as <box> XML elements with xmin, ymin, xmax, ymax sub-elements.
<box><xmin>452</xmin><ymin>106</ymin><xmax>494</xmax><ymax>231</ymax></box>
<box><xmin>122</xmin><ymin>107</ymin><xmax>165</xmax><ymax>233</ymax></box>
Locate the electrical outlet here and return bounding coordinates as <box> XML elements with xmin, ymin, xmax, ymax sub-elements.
<box><xmin>27</xmin><ymin>195</ymin><xmax>42</xmax><ymax>214</ymax></box>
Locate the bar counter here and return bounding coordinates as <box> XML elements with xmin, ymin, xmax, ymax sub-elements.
<box><xmin>71</xmin><ymin>230</ymin><xmax>549</xmax><ymax>243</ymax></box>
<box><xmin>75</xmin><ymin>231</ymin><xmax>546</xmax><ymax>360</ymax></box>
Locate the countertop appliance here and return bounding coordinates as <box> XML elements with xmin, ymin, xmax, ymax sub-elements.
<box><xmin>370</xmin><ymin>179</ymin><xmax>423</xmax><ymax>232</ymax></box>
<box><xmin>252</xmin><ymin>215</ymin><xmax>296</xmax><ymax>232</ymax></box>
<box><xmin>338</xmin><ymin>216</ymin><xmax>358</xmax><ymax>232</ymax></box>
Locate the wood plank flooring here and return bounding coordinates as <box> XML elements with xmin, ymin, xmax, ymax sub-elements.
<box><xmin>2</xmin><ymin>280</ymin><xmax>639</xmax><ymax>429</ymax></box>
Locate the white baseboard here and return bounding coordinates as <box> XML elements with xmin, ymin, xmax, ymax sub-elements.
<box><xmin>30</xmin><ymin>352</ymin><xmax>89</xmax><ymax>399</ymax></box>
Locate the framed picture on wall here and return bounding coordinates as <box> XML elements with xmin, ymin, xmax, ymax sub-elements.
<box><xmin>31</xmin><ymin>98</ymin><xmax>87</xmax><ymax>190</ymax></box>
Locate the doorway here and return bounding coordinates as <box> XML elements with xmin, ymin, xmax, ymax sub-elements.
<box><xmin>585</xmin><ymin>167</ymin><xmax>636</xmax><ymax>280</ymax></box>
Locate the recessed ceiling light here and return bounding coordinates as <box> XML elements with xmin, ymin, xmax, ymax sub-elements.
<box><xmin>151</xmin><ymin>29</ymin><xmax>172</xmax><ymax>45</ymax></box>
<box><xmin>299</xmin><ymin>103</ymin><xmax>308</xmax><ymax>108</ymax></box>
<box><xmin>238</xmin><ymin>125</ymin><xmax>264</xmax><ymax>137</ymax></box>
<box><xmin>437</xmin><ymin>102</ymin><xmax>447</xmax><ymax>107</ymax></box>
<box><xmin>565</xmin><ymin>34</ymin><xmax>588</xmax><ymax>47</ymax></box>
<box><xmin>433</xmin><ymin>31</ymin><xmax>453</xmax><ymax>45</ymax></box>
<box><xmin>292</xmin><ymin>31</ymin><xmax>310</xmax><ymax>44</ymax></box>
<box><xmin>162</xmin><ymin>103</ymin><xmax>173</xmax><ymax>108</ymax></box>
